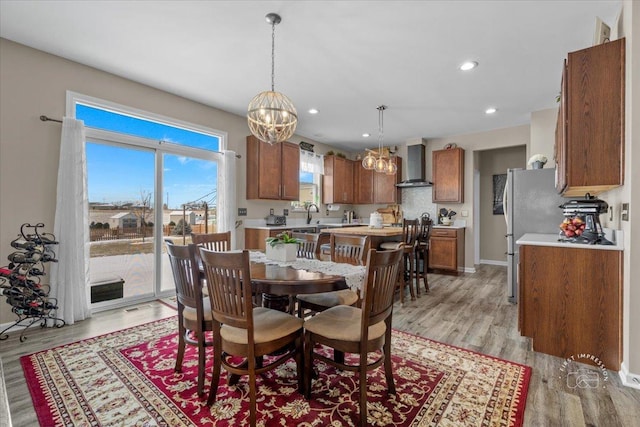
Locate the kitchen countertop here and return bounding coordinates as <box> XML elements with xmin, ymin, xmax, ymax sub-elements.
<box><xmin>433</xmin><ymin>225</ymin><xmax>466</xmax><ymax>230</ymax></box>
<box><xmin>517</xmin><ymin>233</ymin><xmax>624</xmax><ymax>251</ymax></box>
<box><xmin>323</xmin><ymin>226</ymin><xmax>404</xmax><ymax>236</ymax></box>
<box><xmin>244</xmin><ymin>225</ymin><xmax>318</xmax><ymax>231</ymax></box>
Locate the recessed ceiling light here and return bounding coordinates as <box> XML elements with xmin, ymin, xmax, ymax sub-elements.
<box><xmin>308</xmin><ymin>108</ymin><xmax>319</xmax><ymax>114</ymax></box>
<box><xmin>460</xmin><ymin>61</ymin><xmax>478</xmax><ymax>71</ymax></box>
<box><xmin>485</xmin><ymin>107</ymin><xmax>497</xmax><ymax>114</ymax></box>
<box><xmin>362</xmin><ymin>133</ymin><xmax>370</xmax><ymax>138</ymax></box>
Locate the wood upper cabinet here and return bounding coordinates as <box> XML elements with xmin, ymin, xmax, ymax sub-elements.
<box><xmin>519</xmin><ymin>244</ymin><xmax>622</xmax><ymax>370</ymax></box>
<box><xmin>246</xmin><ymin>135</ymin><xmax>300</xmax><ymax>200</ymax></box>
<box><xmin>354</xmin><ymin>157</ymin><xmax>402</xmax><ymax>204</ymax></box>
<box><xmin>323</xmin><ymin>156</ymin><xmax>354</xmax><ymax>204</ymax></box>
<box><xmin>355</xmin><ymin>165</ymin><xmax>374</xmax><ymax>204</ymax></box>
<box><xmin>428</xmin><ymin>227</ymin><xmax>464</xmax><ymax>273</ymax></box>
<box><xmin>432</xmin><ymin>147</ymin><xmax>464</xmax><ymax>203</ymax></box>
<box><xmin>555</xmin><ymin>38</ymin><xmax>625</xmax><ymax>197</ymax></box>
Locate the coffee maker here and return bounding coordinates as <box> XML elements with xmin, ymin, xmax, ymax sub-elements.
<box><xmin>559</xmin><ymin>193</ymin><xmax>612</xmax><ymax>245</ymax></box>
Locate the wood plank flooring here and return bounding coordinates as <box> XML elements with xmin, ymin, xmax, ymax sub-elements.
<box><xmin>1</xmin><ymin>265</ymin><xmax>639</xmax><ymax>426</ymax></box>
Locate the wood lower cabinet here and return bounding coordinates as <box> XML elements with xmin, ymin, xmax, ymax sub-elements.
<box><xmin>245</xmin><ymin>228</ymin><xmax>300</xmax><ymax>251</ymax></box>
<box><xmin>555</xmin><ymin>38</ymin><xmax>625</xmax><ymax>196</ymax></box>
<box><xmin>246</xmin><ymin>135</ymin><xmax>299</xmax><ymax>200</ymax></box>
<box><xmin>519</xmin><ymin>244</ymin><xmax>622</xmax><ymax>370</ymax></box>
<box><xmin>428</xmin><ymin>227</ymin><xmax>464</xmax><ymax>274</ymax></box>
<box><xmin>432</xmin><ymin>147</ymin><xmax>464</xmax><ymax>203</ymax></box>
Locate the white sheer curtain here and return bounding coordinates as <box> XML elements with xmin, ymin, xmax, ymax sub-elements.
<box><xmin>49</xmin><ymin>118</ymin><xmax>91</xmax><ymax>324</ymax></box>
<box><xmin>300</xmin><ymin>150</ymin><xmax>325</xmax><ymax>174</ymax></box>
<box><xmin>217</xmin><ymin>150</ymin><xmax>237</xmax><ymax>249</ymax></box>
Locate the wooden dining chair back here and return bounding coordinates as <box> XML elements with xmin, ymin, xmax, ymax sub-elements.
<box><xmin>415</xmin><ymin>217</ymin><xmax>433</xmax><ymax>293</ymax></box>
<box><xmin>199</xmin><ymin>248</ymin><xmax>304</xmax><ymax>426</ymax></box>
<box><xmin>303</xmin><ymin>248</ymin><xmax>404</xmax><ymax>427</ymax></box>
<box><xmin>291</xmin><ymin>232</ymin><xmax>319</xmax><ymax>259</ymax></box>
<box><xmin>330</xmin><ymin>234</ymin><xmax>370</xmax><ymax>265</ymax></box>
<box><xmin>380</xmin><ymin>218</ymin><xmax>421</xmax><ymax>303</ymax></box>
<box><xmin>165</xmin><ymin>240</ymin><xmax>213</xmax><ymax>397</ymax></box>
<box><xmin>191</xmin><ymin>231</ymin><xmax>231</xmax><ymax>252</ymax></box>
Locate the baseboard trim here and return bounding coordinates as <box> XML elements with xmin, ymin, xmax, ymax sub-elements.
<box><xmin>619</xmin><ymin>362</ymin><xmax>640</xmax><ymax>390</ymax></box>
<box><xmin>480</xmin><ymin>259</ymin><xmax>508</xmax><ymax>267</ymax></box>
<box><xmin>462</xmin><ymin>267</ymin><xmax>476</xmax><ymax>274</ymax></box>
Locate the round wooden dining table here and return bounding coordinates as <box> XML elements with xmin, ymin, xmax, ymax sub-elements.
<box><xmin>250</xmin><ymin>262</ymin><xmax>348</xmax><ymax>311</ymax></box>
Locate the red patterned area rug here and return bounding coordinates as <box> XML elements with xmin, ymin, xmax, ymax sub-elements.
<box><xmin>21</xmin><ymin>316</ymin><xmax>531</xmax><ymax>426</ymax></box>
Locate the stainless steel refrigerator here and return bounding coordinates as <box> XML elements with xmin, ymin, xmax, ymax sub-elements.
<box><xmin>504</xmin><ymin>168</ymin><xmax>568</xmax><ymax>303</ymax></box>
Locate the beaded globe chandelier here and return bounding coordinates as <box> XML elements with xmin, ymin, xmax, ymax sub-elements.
<box><xmin>247</xmin><ymin>13</ymin><xmax>297</xmax><ymax>144</ymax></box>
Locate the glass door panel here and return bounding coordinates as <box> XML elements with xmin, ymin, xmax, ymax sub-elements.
<box><xmin>87</xmin><ymin>142</ymin><xmax>155</xmax><ymax>304</ymax></box>
<box><xmin>160</xmin><ymin>153</ymin><xmax>218</xmax><ymax>293</ymax></box>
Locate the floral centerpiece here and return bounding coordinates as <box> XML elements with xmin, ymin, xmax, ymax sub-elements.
<box><xmin>527</xmin><ymin>154</ymin><xmax>548</xmax><ymax>169</ymax></box>
<box><xmin>265</xmin><ymin>232</ymin><xmax>300</xmax><ymax>262</ymax></box>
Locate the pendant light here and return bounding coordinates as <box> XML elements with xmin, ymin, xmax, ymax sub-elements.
<box><xmin>372</xmin><ymin>105</ymin><xmax>395</xmax><ymax>174</ymax></box>
<box><xmin>247</xmin><ymin>13</ymin><xmax>297</xmax><ymax>144</ymax></box>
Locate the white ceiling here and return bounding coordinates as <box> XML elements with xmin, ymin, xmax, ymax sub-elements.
<box><xmin>0</xmin><ymin>1</ymin><xmax>621</xmax><ymax>152</ymax></box>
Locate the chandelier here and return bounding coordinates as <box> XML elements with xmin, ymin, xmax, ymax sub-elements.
<box><xmin>362</xmin><ymin>105</ymin><xmax>396</xmax><ymax>175</ymax></box>
<box><xmin>247</xmin><ymin>13</ymin><xmax>297</xmax><ymax>144</ymax></box>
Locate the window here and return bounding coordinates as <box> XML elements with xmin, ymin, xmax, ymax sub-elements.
<box><xmin>68</xmin><ymin>91</ymin><xmax>226</xmax><ymax>305</ymax></box>
<box><xmin>292</xmin><ymin>151</ymin><xmax>324</xmax><ymax>211</ymax></box>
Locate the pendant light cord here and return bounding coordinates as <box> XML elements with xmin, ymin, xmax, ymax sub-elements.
<box><xmin>271</xmin><ymin>21</ymin><xmax>276</xmax><ymax>92</ymax></box>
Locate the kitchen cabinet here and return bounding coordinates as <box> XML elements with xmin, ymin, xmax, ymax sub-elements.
<box><xmin>323</xmin><ymin>156</ymin><xmax>354</xmax><ymax>204</ymax></box>
<box><xmin>354</xmin><ymin>158</ymin><xmax>403</xmax><ymax>204</ymax></box>
<box><xmin>428</xmin><ymin>227</ymin><xmax>464</xmax><ymax>274</ymax></box>
<box><xmin>555</xmin><ymin>38</ymin><xmax>625</xmax><ymax>197</ymax></box>
<box><xmin>432</xmin><ymin>147</ymin><xmax>464</xmax><ymax>203</ymax></box>
<box><xmin>245</xmin><ymin>227</ymin><xmax>315</xmax><ymax>250</ymax></box>
<box><xmin>246</xmin><ymin>135</ymin><xmax>300</xmax><ymax>200</ymax></box>
<box><xmin>519</xmin><ymin>244</ymin><xmax>622</xmax><ymax>370</ymax></box>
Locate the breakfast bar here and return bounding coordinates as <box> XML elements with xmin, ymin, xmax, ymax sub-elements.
<box><xmin>322</xmin><ymin>226</ymin><xmax>403</xmax><ymax>249</ymax></box>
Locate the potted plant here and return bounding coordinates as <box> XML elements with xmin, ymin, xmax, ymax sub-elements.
<box><xmin>265</xmin><ymin>232</ymin><xmax>300</xmax><ymax>262</ymax></box>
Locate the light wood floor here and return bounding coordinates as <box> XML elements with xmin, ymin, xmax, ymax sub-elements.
<box><xmin>1</xmin><ymin>264</ymin><xmax>639</xmax><ymax>426</ymax></box>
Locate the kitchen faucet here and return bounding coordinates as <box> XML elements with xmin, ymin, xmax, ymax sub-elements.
<box><xmin>306</xmin><ymin>203</ymin><xmax>319</xmax><ymax>224</ymax></box>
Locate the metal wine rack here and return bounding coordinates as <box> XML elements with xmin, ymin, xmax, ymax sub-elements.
<box><xmin>0</xmin><ymin>223</ymin><xmax>65</xmax><ymax>341</ymax></box>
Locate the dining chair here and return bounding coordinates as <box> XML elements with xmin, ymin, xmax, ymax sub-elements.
<box><xmin>199</xmin><ymin>248</ymin><xmax>304</xmax><ymax>426</ymax></box>
<box><xmin>379</xmin><ymin>218</ymin><xmax>420</xmax><ymax>304</ymax></box>
<box><xmin>316</xmin><ymin>233</ymin><xmax>331</xmax><ymax>261</ymax></box>
<box><xmin>415</xmin><ymin>217</ymin><xmax>433</xmax><ymax>293</ymax></box>
<box><xmin>291</xmin><ymin>232</ymin><xmax>319</xmax><ymax>259</ymax></box>
<box><xmin>303</xmin><ymin>247</ymin><xmax>404</xmax><ymax>427</ymax></box>
<box><xmin>296</xmin><ymin>234</ymin><xmax>369</xmax><ymax>318</ymax></box>
<box><xmin>191</xmin><ymin>231</ymin><xmax>231</xmax><ymax>251</ymax></box>
<box><xmin>165</xmin><ymin>240</ymin><xmax>213</xmax><ymax>397</ymax></box>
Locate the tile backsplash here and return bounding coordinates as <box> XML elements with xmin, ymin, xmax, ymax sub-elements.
<box><xmin>401</xmin><ymin>187</ymin><xmax>438</xmax><ymax>222</ymax></box>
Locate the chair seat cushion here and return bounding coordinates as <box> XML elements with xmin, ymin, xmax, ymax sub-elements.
<box><xmin>303</xmin><ymin>305</ymin><xmax>386</xmax><ymax>342</ymax></box>
<box><xmin>221</xmin><ymin>307</ymin><xmax>303</xmax><ymax>344</ymax></box>
<box><xmin>297</xmin><ymin>289</ymin><xmax>358</xmax><ymax>308</ymax></box>
<box><xmin>182</xmin><ymin>297</ymin><xmax>213</xmax><ymax>323</ymax></box>
<box><xmin>379</xmin><ymin>242</ymin><xmax>404</xmax><ymax>250</ymax></box>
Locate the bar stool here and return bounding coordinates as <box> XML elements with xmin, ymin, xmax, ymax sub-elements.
<box><xmin>415</xmin><ymin>217</ymin><xmax>433</xmax><ymax>294</ymax></box>
<box><xmin>380</xmin><ymin>218</ymin><xmax>420</xmax><ymax>304</ymax></box>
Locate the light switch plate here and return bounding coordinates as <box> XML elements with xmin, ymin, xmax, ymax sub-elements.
<box><xmin>238</xmin><ymin>208</ymin><xmax>247</xmax><ymax>216</ymax></box>
<box><xmin>621</xmin><ymin>203</ymin><xmax>629</xmax><ymax>221</ymax></box>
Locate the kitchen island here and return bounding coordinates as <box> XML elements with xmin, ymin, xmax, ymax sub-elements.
<box><xmin>322</xmin><ymin>226</ymin><xmax>403</xmax><ymax>249</ymax></box>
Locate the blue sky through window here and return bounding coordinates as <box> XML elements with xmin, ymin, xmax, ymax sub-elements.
<box><xmin>79</xmin><ymin>104</ymin><xmax>219</xmax><ymax>209</ymax></box>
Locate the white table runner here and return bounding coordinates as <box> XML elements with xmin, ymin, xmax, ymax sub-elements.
<box><xmin>249</xmin><ymin>251</ymin><xmax>366</xmax><ymax>292</ymax></box>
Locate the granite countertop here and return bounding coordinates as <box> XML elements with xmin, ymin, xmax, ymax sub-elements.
<box><xmin>244</xmin><ymin>225</ymin><xmax>318</xmax><ymax>231</ymax></box>
<box><xmin>323</xmin><ymin>226</ymin><xmax>404</xmax><ymax>236</ymax></box>
<box><xmin>517</xmin><ymin>233</ymin><xmax>624</xmax><ymax>251</ymax></box>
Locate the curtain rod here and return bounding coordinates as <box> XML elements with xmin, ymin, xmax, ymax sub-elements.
<box><xmin>40</xmin><ymin>115</ymin><xmax>62</xmax><ymax>123</ymax></box>
<box><xmin>39</xmin><ymin>114</ymin><xmax>241</xmax><ymax>158</ymax></box>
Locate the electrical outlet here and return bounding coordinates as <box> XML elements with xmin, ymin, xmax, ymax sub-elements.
<box><xmin>238</xmin><ymin>208</ymin><xmax>247</xmax><ymax>216</ymax></box>
<box><xmin>461</xmin><ymin>210</ymin><xmax>469</xmax><ymax>217</ymax></box>
<box><xmin>621</xmin><ymin>203</ymin><xmax>629</xmax><ymax>221</ymax></box>
<box><xmin>283</xmin><ymin>209</ymin><xmax>289</xmax><ymax>216</ymax></box>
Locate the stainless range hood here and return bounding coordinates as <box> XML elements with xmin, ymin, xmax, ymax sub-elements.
<box><xmin>396</xmin><ymin>144</ymin><xmax>432</xmax><ymax>188</ymax></box>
